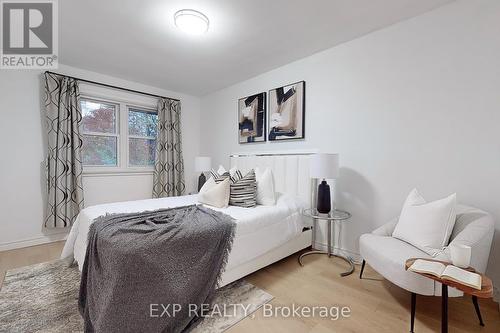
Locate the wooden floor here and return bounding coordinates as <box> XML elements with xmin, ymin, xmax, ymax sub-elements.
<box><xmin>1</xmin><ymin>242</ymin><xmax>498</xmax><ymax>332</ymax></box>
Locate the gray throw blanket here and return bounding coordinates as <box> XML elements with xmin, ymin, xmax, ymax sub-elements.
<box><xmin>78</xmin><ymin>205</ymin><xmax>236</xmax><ymax>333</ymax></box>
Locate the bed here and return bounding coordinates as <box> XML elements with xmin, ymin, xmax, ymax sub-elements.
<box><xmin>61</xmin><ymin>153</ymin><xmax>314</xmax><ymax>286</ymax></box>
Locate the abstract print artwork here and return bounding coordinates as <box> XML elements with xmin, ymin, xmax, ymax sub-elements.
<box><xmin>268</xmin><ymin>81</ymin><xmax>305</xmax><ymax>141</ymax></box>
<box><xmin>238</xmin><ymin>92</ymin><xmax>266</xmax><ymax>143</ymax></box>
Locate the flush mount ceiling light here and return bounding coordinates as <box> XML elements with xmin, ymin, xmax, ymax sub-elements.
<box><xmin>174</xmin><ymin>9</ymin><xmax>209</xmax><ymax>35</ymax></box>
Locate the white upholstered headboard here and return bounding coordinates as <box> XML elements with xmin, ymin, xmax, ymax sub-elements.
<box><xmin>230</xmin><ymin>152</ymin><xmax>314</xmax><ymax>205</ymax></box>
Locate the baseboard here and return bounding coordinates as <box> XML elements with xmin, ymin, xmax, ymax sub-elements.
<box><xmin>313</xmin><ymin>241</ymin><xmax>362</xmax><ymax>264</ymax></box>
<box><xmin>0</xmin><ymin>232</ymin><xmax>68</xmax><ymax>252</ymax></box>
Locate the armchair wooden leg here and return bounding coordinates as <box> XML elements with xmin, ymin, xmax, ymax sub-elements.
<box><xmin>442</xmin><ymin>284</ymin><xmax>448</xmax><ymax>333</ymax></box>
<box><xmin>359</xmin><ymin>260</ymin><xmax>366</xmax><ymax>279</ymax></box>
<box><xmin>410</xmin><ymin>292</ymin><xmax>416</xmax><ymax>332</ymax></box>
<box><xmin>472</xmin><ymin>296</ymin><xmax>485</xmax><ymax>326</ymax></box>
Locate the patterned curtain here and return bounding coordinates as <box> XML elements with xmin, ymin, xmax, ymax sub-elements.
<box><xmin>153</xmin><ymin>98</ymin><xmax>186</xmax><ymax>197</ymax></box>
<box><xmin>44</xmin><ymin>72</ymin><xmax>84</xmax><ymax>228</ymax></box>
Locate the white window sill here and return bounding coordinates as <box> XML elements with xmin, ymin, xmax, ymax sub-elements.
<box><xmin>83</xmin><ymin>168</ymin><xmax>154</xmax><ymax>177</ymax></box>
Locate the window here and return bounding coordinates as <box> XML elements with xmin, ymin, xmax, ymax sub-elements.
<box><xmin>128</xmin><ymin>107</ymin><xmax>157</xmax><ymax>167</ymax></box>
<box><xmin>81</xmin><ymin>99</ymin><xmax>118</xmax><ymax>166</ymax></box>
<box><xmin>80</xmin><ymin>97</ymin><xmax>158</xmax><ymax>172</ymax></box>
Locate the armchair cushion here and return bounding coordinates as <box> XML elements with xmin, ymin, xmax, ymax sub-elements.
<box><xmin>360</xmin><ymin>233</ymin><xmax>436</xmax><ymax>295</ymax></box>
<box><xmin>360</xmin><ymin>233</ymin><xmax>463</xmax><ymax>297</ymax></box>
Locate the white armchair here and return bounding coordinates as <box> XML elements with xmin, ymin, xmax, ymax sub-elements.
<box><xmin>359</xmin><ymin>204</ymin><xmax>495</xmax><ymax>330</ymax></box>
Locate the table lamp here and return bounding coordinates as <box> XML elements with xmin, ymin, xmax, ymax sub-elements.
<box><xmin>195</xmin><ymin>156</ymin><xmax>211</xmax><ymax>191</ymax></box>
<box><xmin>310</xmin><ymin>153</ymin><xmax>339</xmax><ymax>214</ymax></box>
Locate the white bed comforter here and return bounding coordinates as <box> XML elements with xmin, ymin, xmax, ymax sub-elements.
<box><xmin>61</xmin><ymin>193</ymin><xmax>307</xmax><ymax>272</ymax></box>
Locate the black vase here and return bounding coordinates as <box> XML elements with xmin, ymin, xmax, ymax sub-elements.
<box><xmin>197</xmin><ymin>173</ymin><xmax>206</xmax><ymax>192</ymax></box>
<box><xmin>317</xmin><ymin>180</ymin><xmax>331</xmax><ymax>214</ymax></box>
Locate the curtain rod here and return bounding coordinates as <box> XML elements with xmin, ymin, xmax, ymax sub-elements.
<box><xmin>44</xmin><ymin>71</ymin><xmax>180</xmax><ymax>102</ymax></box>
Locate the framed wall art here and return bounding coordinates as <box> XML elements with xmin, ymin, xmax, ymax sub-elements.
<box><xmin>268</xmin><ymin>81</ymin><xmax>305</xmax><ymax>141</ymax></box>
<box><xmin>238</xmin><ymin>92</ymin><xmax>266</xmax><ymax>143</ymax></box>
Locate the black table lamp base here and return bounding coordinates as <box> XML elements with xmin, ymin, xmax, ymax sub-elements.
<box><xmin>198</xmin><ymin>173</ymin><xmax>206</xmax><ymax>192</ymax></box>
<box><xmin>317</xmin><ymin>180</ymin><xmax>331</xmax><ymax>214</ymax></box>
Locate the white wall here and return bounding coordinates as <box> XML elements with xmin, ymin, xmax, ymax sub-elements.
<box><xmin>0</xmin><ymin>64</ymin><xmax>200</xmax><ymax>250</ymax></box>
<box><xmin>200</xmin><ymin>0</ymin><xmax>500</xmax><ymax>297</ymax></box>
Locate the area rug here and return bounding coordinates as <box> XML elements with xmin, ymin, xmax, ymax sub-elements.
<box><xmin>0</xmin><ymin>259</ymin><xmax>273</xmax><ymax>332</ymax></box>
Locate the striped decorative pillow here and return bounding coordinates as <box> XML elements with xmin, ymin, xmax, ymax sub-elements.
<box><xmin>230</xmin><ymin>170</ymin><xmax>243</xmax><ymax>183</ymax></box>
<box><xmin>229</xmin><ymin>169</ymin><xmax>257</xmax><ymax>208</ymax></box>
<box><xmin>210</xmin><ymin>169</ymin><xmax>230</xmax><ymax>183</ymax></box>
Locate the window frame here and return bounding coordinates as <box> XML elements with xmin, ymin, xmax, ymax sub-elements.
<box><xmin>80</xmin><ymin>97</ymin><xmax>120</xmax><ymax>168</ymax></box>
<box><xmin>126</xmin><ymin>105</ymin><xmax>158</xmax><ymax>168</ymax></box>
<box><xmin>80</xmin><ymin>94</ymin><xmax>158</xmax><ymax>175</ymax></box>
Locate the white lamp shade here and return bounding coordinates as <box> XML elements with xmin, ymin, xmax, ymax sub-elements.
<box><xmin>309</xmin><ymin>153</ymin><xmax>339</xmax><ymax>179</ymax></box>
<box><xmin>194</xmin><ymin>156</ymin><xmax>211</xmax><ymax>172</ymax></box>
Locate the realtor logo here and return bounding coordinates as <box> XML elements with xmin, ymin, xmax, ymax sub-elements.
<box><xmin>1</xmin><ymin>0</ymin><xmax>58</xmax><ymax>69</ymax></box>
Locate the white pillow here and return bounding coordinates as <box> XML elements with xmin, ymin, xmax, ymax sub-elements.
<box><xmin>217</xmin><ymin>165</ymin><xmax>237</xmax><ymax>178</ymax></box>
<box><xmin>197</xmin><ymin>177</ymin><xmax>230</xmax><ymax>208</ymax></box>
<box><xmin>217</xmin><ymin>165</ymin><xmax>226</xmax><ymax>175</ymax></box>
<box><xmin>254</xmin><ymin>167</ymin><xmax>276</xmax><ymax>205</ymax></box>
<box><xmin>392</xmin><ymin>189</ymin><xmax>457</xmax><ymax>256</ymax></box>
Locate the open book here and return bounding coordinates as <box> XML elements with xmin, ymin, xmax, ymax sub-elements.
<box><xmin>408</xmin><ymin>259</ymin><xmax>482</xmax><ymax>290</ymax></box>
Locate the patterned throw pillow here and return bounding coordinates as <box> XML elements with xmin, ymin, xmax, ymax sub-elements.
<box><xmin>229</xmin><ymin>169</ymin><xmax>257</xmax><ymax>208</ymax></box>
<box><xmin>210</xmin><ymin>169</ymin><xmax>230</xmax><ymax>183</ymax></box>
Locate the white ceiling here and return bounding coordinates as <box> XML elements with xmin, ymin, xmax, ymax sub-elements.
<box><xmin>60</xmin><ymin>0</ymin><xmax>453</xmax><ymax>96</ymax></box>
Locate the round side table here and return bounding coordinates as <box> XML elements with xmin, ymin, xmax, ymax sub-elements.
<box><xmin>298</xmin><ymin>208</ymin><xmax>355</xmax><ymax>277</ymax></box>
